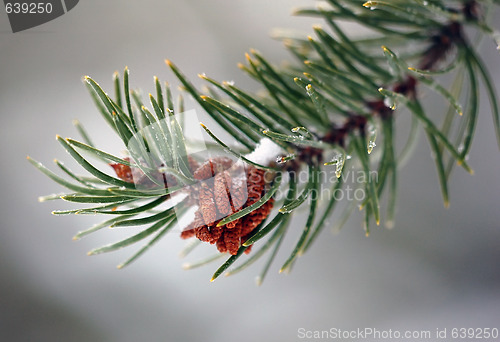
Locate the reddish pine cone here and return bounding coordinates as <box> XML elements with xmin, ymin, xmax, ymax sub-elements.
<box><xmin>110</xmin><ymin>156</ymin><xmax>275</xmax><ymax>255</ymax></box>
<box><xmin>181</xmin><ymin>161</ymin><xmax>274</xmax><ymax>255</ymax></box>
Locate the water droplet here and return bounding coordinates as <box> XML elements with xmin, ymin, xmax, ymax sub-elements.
<box><xmin>367</xmin><ymin>124</ymin><xmax>377</xmax><ymax>154</ymax></box>
<box><xmin>328</xmin><ymin>152</ymin><xmax>346</xmax><ymax>178</ymax></box>
<box><xmin>384</xmin><ymin>96</ymin><xmax>396</xmax><ymax>110</ymax></box>
<box><xmin>367</xmin><ymin>141</ymin><xmax>376</xmax><ymax>154</ymax></box>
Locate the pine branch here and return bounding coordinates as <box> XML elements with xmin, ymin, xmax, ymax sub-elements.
<box><xmin>30</xmin><ymin>0</ymin><xmax>500</xmax><ymax>283</ymax></box>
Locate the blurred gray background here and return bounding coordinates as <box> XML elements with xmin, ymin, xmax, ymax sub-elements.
<box><xmin>1</xmin><ymin>1</ymin><xmax>499</xmax><ymax>341</ymax></box>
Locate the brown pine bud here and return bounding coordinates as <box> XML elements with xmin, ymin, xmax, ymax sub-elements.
<box><xmin>199</xmin><ymin>182</ymin><xmax>217</xmax><ymax>226</ymax></box>
<box><xmin>110</xmin><ymin>158</ymin><xmax>134</xmax><ymax>183</ymax></box>
<box><xmin>214</xmin><ymin>171</ymin><xmax>232</xmax><ymax>216</ymax></box>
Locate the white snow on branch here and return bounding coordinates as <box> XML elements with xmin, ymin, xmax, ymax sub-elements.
<box><xmin>244</xmin><ymin>138</ymin><xmax>283</xmax><ymax>166</ymax></box>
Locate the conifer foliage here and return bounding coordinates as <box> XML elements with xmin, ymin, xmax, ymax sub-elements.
<box><xmin>30</xmin><ymin>0</ymin><xmax>500</xmax><ymax>283</ymax></box>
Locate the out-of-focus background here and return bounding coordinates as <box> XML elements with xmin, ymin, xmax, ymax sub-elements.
<box><xmin>1</xmin><ymin>1</ymin><xmax>499</xmax><ymax>341</ymax></box>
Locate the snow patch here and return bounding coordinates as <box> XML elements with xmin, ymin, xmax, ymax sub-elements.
<box><xmin>244</xmin><ymin>138</ymin><xmax>283</xmax><ymax>166</ymax></box>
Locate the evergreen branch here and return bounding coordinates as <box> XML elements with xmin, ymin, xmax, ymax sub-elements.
<box><xmin>31</xmin><ymin>0</ymin><xmax>499</xmax><ymax>283</ymax></box>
